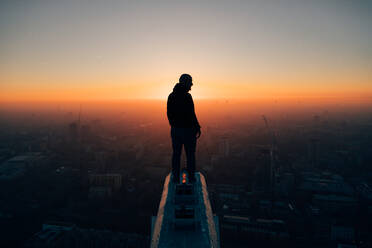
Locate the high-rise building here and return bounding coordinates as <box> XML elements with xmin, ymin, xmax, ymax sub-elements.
<box><xmin>219</xmin><ymin>136</ymin><xmax>229</xmax><ymax>158</ymax></box>
<box><xmin>151</xmin><ymin>172</ymin><xmax>220</xmax><ymax>248</ymax></box>
<box><xmin>68</xmin><ymin>122</ymin><xmax>79</xmax><ymax>144</ymax></box>
<box><xmin>253</xmin><ymin>148</ymin><xmax>272</xmax><ymax>193</ymax></box>
<box><xmin>308</xmin><ymin>138</ymin><xmax>320</xmax><ymax>168</ymax></box>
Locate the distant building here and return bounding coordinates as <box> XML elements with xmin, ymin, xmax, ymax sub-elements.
<box><xmin>80</xmin><ymin>124</ymin><xmax>92</xmax><ymax>141</ymax></box>
<box><xmin>310</xmin><ymin>218</ymin><xmax>331</xmax><ymax>241</ymax></box>
<box><xmin>209</xmin><ymin>184</ymin><xmax>245</xmax><ymax>200</ymax></box>
<box><xmin>355</xmin><ymin>182</ymin><xmax>372</xmax><ymax>202</ymax></box>
<box><xmin>25</xmin><ymin>221</ymin><xmax>149</xmax><ymax>248</ymax></box>
<box><xmin>0</xmin><ymin>152</ymin><xmax>46</xmax><ymax>180</ymax></box>
<box><xmin>210</xmin><ymin>154</ymin><xmax>220</xmax><ymax>169</ymax></box>
<box><xmin>68</xmin><ymin>122</ymin><xmax>79</xmax><ymax>144</ymax></box>
<box><xmin>133</xmin><ymin>141</ymin><xmax>145</xmax><ymax>161</ymax></box>
<box><xmin>308</xmin><ymin>138</ymin><xmax>319</xmax><ymax>168</ymax></box>
<box><xmin>89</xmin><ymin>186</ymin><xmax>112</xmax><ymax>199</ymax></box>
<box><xmin>42</xmin><ymin>221</ymin><xmax>76</xmax><ymax>231</ymax></box>
<box><xmin>88</xmin><ymin>173</ymin><xmax>122</xmax><ymax>190</ymax></box>
<box><xmin>305</xmin><ymin>205</ymin><xmax>321</xmax><ymax>216</ymax></box>
<box><xmin>142</xmin><ymin>166</ymin><xmax>168</xmax><ymax>179</ymax></box>
<box><xmin>253</xmin><ymin>148</ymin><xmax>272</xmax><ymax>193</ymax></box>
<box><xmin>5</xmin><ymin>152</ymin><xmax>45</xmax><ymax>167</ymax></box>
<box><xmin>221</xmin><ymin>215</ymin><xmax>290</xmax><ymax>240</ymax></box>
<box><xmin>312</xmin><ymin>194</ymin><xmax>358</xmax><ymax>214</ymax></box>
<box><xmin>331</xmin><ymin>225</ymin><xmax>355</xmax><ymax>243</ymax></box>
<box><xmin>298</xmin><ymin>176</ymin><xmax>354</xmax><ymax>196</ymax></box>
<box><xmin>337</xmin><ymin>244</ymin><xmax>357</xmax><ymax>248</ymax></box>
<box><xmin>275</xmin><ymin>172</ymin><xmax>295</xmax><ymax>196</ymax></box>
<box><xmin>219</xmin><ymin>136</ymin><xmax>229</xmax><ymax>158</ymax></box>
<box><xmin>257</xmin><ymin>200</ymin><xmax>297</xmax><ymax>219</ymax></box>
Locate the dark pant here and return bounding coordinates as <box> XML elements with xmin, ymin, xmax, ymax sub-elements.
<box><xmin>171</xmin><ymin>127</ymin><xmax>196</xmax><ymax>182</ymax></box>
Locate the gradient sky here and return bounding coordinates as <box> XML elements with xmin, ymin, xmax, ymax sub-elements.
<box><xmin>1</xmin><ymin>0</ymin><xmax>371</xmax><ymax>101</ymax></box>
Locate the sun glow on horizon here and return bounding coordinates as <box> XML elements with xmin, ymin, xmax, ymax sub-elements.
<box><xmin>1</xmin><ymin>0</ymin><xmax>371</xmax><ymax>104</ymax></box>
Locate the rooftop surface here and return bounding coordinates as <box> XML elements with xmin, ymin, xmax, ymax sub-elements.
<box><xmin>151</xmin><ymin>172</ymin><xmax>219</xmax><ymax>248</ymax></box>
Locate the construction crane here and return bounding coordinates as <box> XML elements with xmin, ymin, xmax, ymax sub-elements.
<box><xmin>262</xmin><ymin>115</ymin><xmax>278</xmax><ymax>194</ymax></box>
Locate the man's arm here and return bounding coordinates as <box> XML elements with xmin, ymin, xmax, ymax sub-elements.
<box><xmin>187</xmin><ymin>94</ymin><xmax>201</xmax><ymax>138</ymax></box>
<box><xmin>167</xmin><ymin>94</ymin><xmax>175</xmax><ymax>126</ymax></box>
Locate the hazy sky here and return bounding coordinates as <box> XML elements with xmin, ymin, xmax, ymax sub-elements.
<box><xmin>1</xmin><ymin>0</ymin><xmax>371</xmax><ymax>101</ymax></box>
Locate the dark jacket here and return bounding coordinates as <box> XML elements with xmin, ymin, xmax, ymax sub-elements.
<box><xmin>167</xmin><ymin>83</ymin><xmax>201</xmax><ymax>129</ymax></box>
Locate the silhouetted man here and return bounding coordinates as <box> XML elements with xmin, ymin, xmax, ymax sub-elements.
<box><xmin>167</xmin><ymin>74</ymin><xmax>201</xmax><ymax>183</ymax></box>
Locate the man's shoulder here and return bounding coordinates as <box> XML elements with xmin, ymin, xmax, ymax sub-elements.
<box><xmin>186</xmin><ymin>93</ymin><xmax>193</xmax><ymax>100</ymax></box>
<box><xmin>168</xmin><ymin>92</ymin><xmax>175</xmax><ymax>99</ymax></box>
<box><xmin>168</xmin><ymin>91</ymin><xmax>190</xmax><ymax>98</ymax></box>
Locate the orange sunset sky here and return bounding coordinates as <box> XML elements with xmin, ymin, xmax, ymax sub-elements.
<box><xmin>1</xmin><ymin>0</ymin><xmax>371</xmax><ymax>102</ymax></box>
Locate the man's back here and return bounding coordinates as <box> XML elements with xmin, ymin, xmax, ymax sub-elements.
<box><xmin>167</xmin><ymin>82</ymin><xmax>200</xmax><ymax>129</ymax></box>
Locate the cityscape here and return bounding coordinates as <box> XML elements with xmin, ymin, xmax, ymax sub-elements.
<box><xmin>1</xmin><ymin>99</ymin><xmax>371</xmax><ymax>247</ymax></box>
<box><xmin>1</xmin><ymin>1</ymin><xmax>371</xmax><ymax>247</ymax></box>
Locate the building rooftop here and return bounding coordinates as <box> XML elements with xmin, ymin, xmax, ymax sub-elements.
<box><xmin>299</xmin><ymin>180</ymin><xmax>354</xmax><ymax>196</ymax></box>
<box><xmin>151</xmin><ymin>172</ymin><xmax>219</xmax><ymax>248</ymax></box>
<box><xmin>313</xmin><ymin>194</ymin><xmax>357</xmax><ymax>203</ymax></box>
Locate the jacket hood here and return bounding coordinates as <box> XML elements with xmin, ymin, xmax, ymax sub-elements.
<box><xmin>172</xmin><ymin>82</ymin><xmax>187</xmax><ymax>94</ymax></box>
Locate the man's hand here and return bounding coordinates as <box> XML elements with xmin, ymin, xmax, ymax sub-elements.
<box><xmin>196</xmin><ymin>127</ymin><xmax>201</xmax><ymax>139</ymax></box>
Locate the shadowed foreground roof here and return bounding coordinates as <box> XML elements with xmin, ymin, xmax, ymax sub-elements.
<box><xmin>151</xmin><ymin>172</ymin><xmax>219</xmax><ymax>248</ymax></box>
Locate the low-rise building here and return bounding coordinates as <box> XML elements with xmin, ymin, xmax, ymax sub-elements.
<box><xmin>88</xmin><ymin>173</ymin><xmax>122</xmax><ymax>190</ymax></box>
<box><xmin>25</xmin><ymin>221</ymin><xmax>149</xmax><ymax>248</ymax></box>
<box><xmin>312</xmin><ymin>194</ymin><xmax>358</xmax><ymax>214</ymax></box>
<box><xmin>89</xmin><ymin>186</ymin><xmax>112</xmax><ymax>199</ymax></box>
<box><xmin>0</xmin><ymin>152</ymin><xmax>47</xmax><ymax>180</ymax></box>
<box><xmin>221</xmin><ymin>215</ymin><xmax>290</xmax><ymax>240</ymax></box>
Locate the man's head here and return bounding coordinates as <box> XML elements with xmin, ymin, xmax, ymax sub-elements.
<box><xmin>179</xmin><ymin>74</ymin><xmax>193</xmax><ymax>92</ymax></box>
